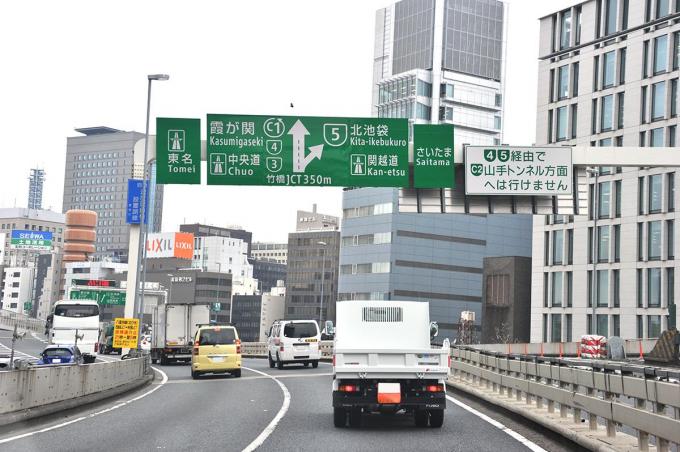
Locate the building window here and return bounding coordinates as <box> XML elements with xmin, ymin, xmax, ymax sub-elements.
<box><xmin>588</xmin><ymin>271</ymin><xmax>593</xmax><ymax>307</ymax></box>
<box><xmin>639</xmin><ymin>176</ymin><xmax>646</xmax><ymax>214</ymax></box>
<box><xmin>637</xmin><ymin>315</ymin><xmax>644</xmax><ymax>338</ymax></box>
<box><xmin>597</xmin><ymin>314</ymin><xmax>609</xmax><ymax>337</ymax></box>
<box><xmin>553</xmin><ymin>230</ymin><xmax>564</xmax><ymax>265</ymax></box>
<box><xmin>649</xmin><ymin>174</ymin><xmax>663</xmax><ymax>213</ymax></box>
<box><xmin>544</xmin><ymin>231</ymin><xmax>550</xmax><ymax>265</ymax></box>
<box><xmin>572</xmin><ymin>62</ymin><xmax>579</xmax><ymax>97</ymax></box>
<box><xmin>605</xmin><ymin>0</ymin><xmax>618</xmax><ymax>35</ymax></box>
<box><xmin>556</xmin><ymin>106</ymin><xmax>568</xmax><ymax>141</ymax></box>
<box><xmin>567</xmin><ymin>229</ymin><xmax>574</xmax><ymax>264</ymax></box>
<box><xmin>641</xmin><ymin>86</ymin><xmax>648</xmax><ymax>123</ymax></box>
<box><xmin>551</xmin><ymin>314</ymin><xmax>562</xmax><ymax>342</ymax></box>
<box><xmin>543</xmin><ymin>314</ymin><xmax>548</xmax><ymax>342</ymax></box>
<box><xmin>654</xmin><ymin>35</ymin><xmax>668</xmax><ymax>74</ymax></box>
<box><xmin>652</xmin><ymin>81</ymin><xmax>666</xmax><ymax>121</ymax></box>
<box><xmin>674</xmin><ymin>32</ymin><xmax>680</xmax><ymax>70</ymax></box>
<box><xmin>638</xmin><ymin>222</ymin><xmax>645</xmax><ymax>261</ymax></box>
<box><xmin>668</xmin><ymin>173</ymin><xmax>675</xmax><ymax>212</ymax></box>
<box><xmin>566</xmin><ymin>314</ymin><xmax>573</xmax><ymax>342</ymax></box>
<box><xmin>651</xmin><ymin>127</ymin><xmax>664</xmax><ymax>147</ymax></box>
<box><xmin>618</xmin><ymin>48</ymin><xmax>627</xmax><ymax>85</ymax></box>
<box><xmin>649</xmin><ymin>221</ymin><xmax>662</xmax><ymax>260</ymax></box>
<box><xmin>667</xmin><ymin>268</ymin><xmax>675</xmax><ymax>309</ymax></box>
<box><xmin>587</xmin><ymin>314</ymin><xmax>593</xmax><ymax>335</ymax></box>
<box><xmin>552</xmin><ymin>272</ymin><xmax>563</xmax><ymax>307</ymax></box>
<box><xmin>592</xmin><ymin>99</ymin><xmax>598</xmax><ymax>134</ymax></box>
<box><xmin>601</xmin><ymin>95</ymin><xmax>613</xmax><ymax>131</ymax></box>
<box><xmin>599</xmin><ymin>181</ymin><xmax>611</xmax><ymax>218</ymax></box>
<box><xmin>603</xmin><ymin>51</ymin><xmax>615</xmax><ymax>88</ymax></box>
<box><xmin>613</xmin><ymin>269</ymin><xmax>620</xmax><ymax>307</ymax></box>
<box><xmin>643</xmin><ymin>40</ymin><xmax>650</xmax><ymax>79</ymax></box>
<box><xmin>648</xmin><ymin>315</ymin><xmax>662</xmax><ymax>338</ymax></box>
<box><xmin>560</xmin><ymin>9</ymin><xmax>572</xmax><ymax>50</ymax></box>
<box><xmin>567</xmin><ymin>271</ymin><xmax>573</xmax><ymax>307</ymax></box>
<box><xmin>544</xmin><ymin>273</ymin><xmax>549</xmax><ymax>307</ymax></box>
<box><xmin>615</xmin><ymin>179</ymin><xmax>622</xmax><ymax>217</ymax></box>
<box><xmin>598</xmin><ymin>225</ymin><xmax>610</xmax><ymax>262</ymax></box>
<box><xmin>547</xmin><ymin>110</ymin><xmax>553</xmax><ymax>143</ymax></box>
<box><xmin>613</xmin><ymin>315</ymin><xmax>621</xmax><ymax>337</ymax></box>
<box><xmin>648</xmin><ymin>267</ymin><xmax>662</xmax><ymax>306</ymax></box>
<box><xmin>588</xmin><ymin>226</ymin><xmax>594</xmax><ymax>263</ymax></box>
<box><xmin>668</xmin><ymin>220</ymin><xmax>675</xmax><ymax>259</ymax></box>
<box><xmin>614</xmin><ymin>224</ymin><xmax>621</xmax><ymax>262</ymax></box>
<box><xmin>656</xmin><ymin>0</ymin><xmax>669</xmax><ymax>18</ymax></box>
<box><xmin>570</xmin><ymin>104</ymin><xmax>578</xmax><ymax>139</ymax></box>
<box><xmin>671</xmin><ymin>79</ymin><xmax>677</xmax><ymax>118</ymax></box>
<box><xmin>597</xmin><ymin>270</ymin><xmax>609</xmax><ymax>307</ymax></box>
<box><xmin>638</xmin><ymin>269</ymin><xmax>644</xmax><ymax>307</ymax></box>
<box><xmin>617</xmin><ymin>92</ymin><xmax>625</xmax><ymax>129</ymax></box>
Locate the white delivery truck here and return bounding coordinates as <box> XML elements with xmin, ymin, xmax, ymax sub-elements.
<box><xmin>149</xmin><ymin>302</ymin><xmax>210</xmax><ymax>365</ymax></box>
<box><xmin>332</xmin><ymin>301</ymin><xmax>450</xmax><ymax>428</ymax></box>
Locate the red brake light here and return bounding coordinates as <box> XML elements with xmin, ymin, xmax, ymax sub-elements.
<box><xmin>94</xmin><ymin>343</ymin><xmax>98</xmax><ymax>353</ymax></box>
<box><xmin>332</xmin><ymin>355</ymin><xmax>336</xmax><ymax>366</ymax></box>
<box><xmin>426</xmin><ymin>384</ymin><xmax>444</xmax><ymax>392</ymax></box>
<box><xmin>339</xmin><ymin>384</ymin><xmax>357</xmax><ymax>393</ymax></box>
<box><xmin>280</xmin><ymin>345</ymin><xmax>284</xmax><ymax>352</ymax></box>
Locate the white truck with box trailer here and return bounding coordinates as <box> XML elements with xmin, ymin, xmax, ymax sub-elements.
<box><xmin>332</xmin><ymin>300</ymin><xmax>450</xmax><ymax>428</ymax></box>
<box><xmin>149</xmin><ymin>302</ymin><xmax>210</xmax><ymax>365</ymax></box>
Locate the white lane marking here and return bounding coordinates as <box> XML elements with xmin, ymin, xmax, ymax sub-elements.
<box><xmin>445</xmin><ymin>395</ymin><xmax>547</xmax><ymax>452</ymax></box>
<box><xmin>166</xmin><ymin>372</ymin><xmax>332</xmax><ymax>384</ymax></box>
<box><xmin>0</xmin><ymin>342</ymin><xmax>38</xmax><ymax>359</ymax></box>
<box><xmin>30</xmin><ymin>332</ymin><xmax>49</xmax><ymax>343</ymax></box>
<box><xmin>241</xmin><ymin>366</ymin><xmax>291</xmax><ymax>452</ymax></box>
<box><xmin>0</xmin><ymin>366</ymin><xmax>168</xmax><ymax>445</ymax></box>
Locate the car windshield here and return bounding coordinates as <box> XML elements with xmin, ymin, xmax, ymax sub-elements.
<box><xmin>44</xmin><ymin>349</ymin><xmax>73</xmax><ymax>357</ymax></box>
<box><xmin>198</xmin><ymin>328</ymin><xmax>236</xmax><ymax>345</ymax></box>
<box><xmin>283</xmin><ymin>322</ymin><xmax>317</xmax><ymax>338</ymax></box>
<box><xmin>54</xmin><ymin>304</ymin><xmax>99</xmax><ymax>317</ymax></box>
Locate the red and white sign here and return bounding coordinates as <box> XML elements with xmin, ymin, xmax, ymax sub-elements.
<box><xmin>580</xmin><ymin>335</ymin><xmax>607</xmax><ymax>359</ymax></box>
<box><xmin>145</xmin><ymin>232</ymin><xmax>194</xmax><ymax>259</ymax></box>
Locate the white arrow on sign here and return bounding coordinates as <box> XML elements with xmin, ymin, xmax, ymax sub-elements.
<box><xmin>288</xmin><ymin>119</ymin><xmax>324</xmax><ymax>173</ymax></box>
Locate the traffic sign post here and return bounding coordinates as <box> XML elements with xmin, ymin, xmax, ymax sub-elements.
<box><xmin>413</xmin><ymin>124</ymin><xmax>454</xmax><ymax>188</ymax></box>
<box><xmin>112</xmin><ymin>318</ymin><xmax>139</xmax><ymax>349</ymax></box>
<box><xmin>465</xmin><ymin>146</ymin><xmax>572</xmax><ymax>196</ymax></box>
<box><xmin>156</xmin><ymin>118</ymin><xmax>201</xmax><ymax>184</ymax></box>
<box><xmin>206</xmin><ymin>114</ymin><xmax>409</xmax><ymax>187</ymax></box>
<box><xmin>70</xmin><ymin>288</ymin><xmax>126</xmax><ymax>306</ymax></box>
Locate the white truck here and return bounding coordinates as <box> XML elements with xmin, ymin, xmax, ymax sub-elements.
<box><xmin>332</xmin><ymin>301</ymin><xmax>450</xmax><ymax>428</ymax></box>
<box><xmin>149</xmin><ymin>302</ymin><xmax>210</xmax><ymax>365</ymax></box>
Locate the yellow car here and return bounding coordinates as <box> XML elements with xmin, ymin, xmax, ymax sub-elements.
<box><xmin>191</xmin><ymin>325</ymin><xmax>241</xmax><ymax>379</ymax></box>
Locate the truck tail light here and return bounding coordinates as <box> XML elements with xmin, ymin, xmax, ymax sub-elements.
<box><xmin>426</xmin><ymin>384</ymin><xmax>444</xmax><ymax>392</ymax></box>
<box><xmin>339</xmin><ymin>384</ymin><xmax>358</xmax><ymax>393</ymax></box>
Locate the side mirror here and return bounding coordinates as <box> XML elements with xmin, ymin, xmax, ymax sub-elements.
<box><xmin>430</xmin><ymin>322</ymin><xmax>439</xmax><ymax>341</ymax></box>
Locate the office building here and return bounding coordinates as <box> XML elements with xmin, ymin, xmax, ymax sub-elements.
<box><xmin>33</xmin><ymin>253</ymin><xmax>61</xmax><ymax>320</ymax></box>
<box><xmin>180</xmin><ymin>223</ymin><xmax>253</xmax><ymax>256</ymax></box>
<box><xmin>251</xmin><ymin>242</ymin><xmax>288</xmax><ymax>264</ymax></box>
<box><xmin>192</xmin><ymin>235</ymin><xmax>253</xmax><ymax>280</ymax></box>
<box><xmin>533</xmin><ymin>0</ymin><xmax>680</xmax><ymax>341</ymax></box>
<box><xmin>285</xmin><ymin>229</ymin><xmax>340</xmax><ymax>322</ymax></box>
<box><xmin>252</xmin><ymin>259</ymin><xmax>287</xmax><ymax>293</ymax></box>
<box><xmin>28</xmin><ymin>168</ymin><xmax>45</xmax><ymax>210</ymax></box>
<box><xmin>231</xmin><ymin>289</ymin><xmax>285</xmax><ymax>342</ymax></box>
<box><xmin>296</xmin><ymin>205</ymin><xmax>340</xmax><ymax>232</ymax></box>
<box><xmin>480</xmin><ymin>256</ymin><xmax>531</xmax><ymax>343</ymax></box>
<box><xmin>62</xmin><ymin>127</ymin><xmax>164</xmax><ymax>260</ymax></box>
<box><xmin>1</xmin><ymin>267</ymin><xmax>35</xmax><ymax>314</ymax></box>
<box><xmin>336</xmin><ymin>0</ymin><xmax>531</xmax><ymax>340</ymax></box>
<box><xmin>0</xmin><ymin>208</ymin><xmax>65</xmax><ymax>268</ymax></box>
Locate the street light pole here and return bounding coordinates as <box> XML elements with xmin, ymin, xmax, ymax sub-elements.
<box><xmin>317</xmin><ymin>241</ymin><xmax>327</xmax><ymax>325</ymax></box>
<box><xmin>134</xmin><ymin>74</ymin><xmax>169</xmax><ymax>339</ymax></box>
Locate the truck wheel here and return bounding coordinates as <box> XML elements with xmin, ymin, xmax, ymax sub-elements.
<box><xmin>348</xmin><ymin>409</ymin><xmax>362</xmax><ymax>428</ymax></box>
<box><xmin>151</xmin><ymin>358</ymin><xmax>158</xmax><ymax>364</ymax></box>
<box><xmin>268</xmin><ymin>354</ymin><xmax>275</xmax><ymax>368</ymax></box>
<box><xmin>414</xmin><ymin>410</ymin><xmax>428</xmax><ymax>427</ymax></box>
<box><xmin>312</xmin><ymin>360</ymin><xmax>319</xmax><ymax>369</ymax></box>
<box><xmin>304</xmin><ymin>362</ymin><xmax>309</xmax><ymax>367</ymax></box>
<box><xmin>428</xmin><ymin>409</ymin><xmax>444</xmax><ymax>428</ymax></box>
<box><xmin>276</xmin><ymin>354</ymin><xmax>284</xmax><ymax>370</ymax></box>
<box><xmin>160</xmin><ymin>355</ymin><xmax>168</xmax><ymax>366</ymax></box>
<box><xmin>191</xmin><ymin>370</ymin><xmax>200</xmax><ymax>379</ymax></box>
<box><xmin>333</xmin><ymin>408</ymin><xmax>347</xmax><ymax>428</ymax></box>
<box><xmin>232</xmin><ymin>369</ymin><xmax>241</xmax><ymax>378</ymax></box>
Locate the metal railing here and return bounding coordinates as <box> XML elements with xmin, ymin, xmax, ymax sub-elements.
<box><xmin>0</xmin><ymin>309</ymin><xmax>44</xmax><ymax>334</ymax></box>
<box><xmin>450</xmin><ymin>346</ymin><xmax>680</xmax><ymax>451</ymax></box>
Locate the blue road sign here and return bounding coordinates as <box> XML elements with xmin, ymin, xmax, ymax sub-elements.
<box><xmin>126</xmin><ymin>179</ymin><xmax>149</xmax><ymax>224</ymax></box>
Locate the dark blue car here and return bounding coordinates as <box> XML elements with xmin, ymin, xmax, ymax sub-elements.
<box><xmin>37</xmin><ymin>345</ymin><xmax>84</xmax><ymax>365</ymax></box>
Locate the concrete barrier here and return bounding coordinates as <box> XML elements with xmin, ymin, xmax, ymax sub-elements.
<box><xmin>0</xmin><ymin>357</ymin><xmax>151</xmax><ymax>426</ymax></box>
<box><xmin>0</xmin><ymin>309</ymin><xmax>44</xmax><ymax>335</ymax></box>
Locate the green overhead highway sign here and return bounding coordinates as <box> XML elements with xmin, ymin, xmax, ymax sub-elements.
<box><xmin>156</xmin><ymin>118</ymin><xmax>201</xmax><ymax>184</ymax></box>
<box><xmin>413</xmin><ymin>124</ymin><xmax>454</xmax><ymax>188</ymax></box>
<box><xmin>70</xmin><ymin>288</ymin><xmax>126</xmax><ymax>306</ymax></box>
<box><xmin>206</xmin><ymin>114</ymin><xmax>409</xmax><ymax>187</ymax></box>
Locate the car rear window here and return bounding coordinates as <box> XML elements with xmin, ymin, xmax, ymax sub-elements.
<box><xmin>198</xmin><ymin>328</ymin><xmax>236</xmax><ymax>345</ymax></box>
<box><xmin>45</xmin><ymin>348</ymin><xmax>73</xmax><ymax>357</ymax></box>
<box><xmin>283</xmin><ymin>322</ymin><xmax>317</xmax><ymax>338</ymax></box>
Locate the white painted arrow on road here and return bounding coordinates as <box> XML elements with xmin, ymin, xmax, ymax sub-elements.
<box><xmin>288</xmin><ymin>120</ymin><xmax>323</xmax><ymax>173</ymax></box>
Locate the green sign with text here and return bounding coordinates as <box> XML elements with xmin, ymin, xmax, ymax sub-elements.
<box><xmin>156</xmin><ymin>118</ymin><xmax>201</xmax><ymax>184</ymax></box>
<box><xmin>206</xmin><ymin>114</ymin><xmax>408</xmax><ymax>187</ymax></box>
<box><xmin>413</xmin><ymin>124</ymin><xmax>454</xmax><ymax>188</ymax></box>
<box><xmin>70</xmin><ymin>289</ymin><xmax>126</xmax><ymax>306</ymax></box>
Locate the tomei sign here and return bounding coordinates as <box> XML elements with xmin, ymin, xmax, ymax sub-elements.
<box><xmin>145</xmin><ymin>232</ymin><xmax>194</xmax><ymax>259</ymax></box>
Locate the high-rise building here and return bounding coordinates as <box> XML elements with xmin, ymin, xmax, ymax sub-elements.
<box><xmin>296</xmin><ymin>205</ymin><xmax>340</xmax><ymax>232</ymax></box>
<box><xmin>180</xmin><ymin>223</ymin><xmax>253</xmax><ymax>256</ymax></box>
<box><xmin>62</xmin><ymin>127</ymin><xmax>164</xmax><ymax>261</ymax></box>
<box><xmin>533</xmin><ymin>0</ymin><xmax>680</xmax><ymax>342</ymax></box>
<box><xmin>251</xmin><ymin>259</ymin><xmax>287</xmax><ymax>293</ymax></box>
<box><xmin>28</xmin><ymin>168</ymin><xmax>45</xmax><ymax>210</ymax></box>
<box><xmin>0</xmin><ymin>208</ymin><xmax>65</xmax><ymax>267</ymax></box>
<box><xmin>337</xmin><ymin>0</ymin><xmax>531</xmax><ymax>340</ymax></box>
<box><xmin>0</xmin><ymin>267</ymin><xmax>35</xmax><ymax>314</ymax></box>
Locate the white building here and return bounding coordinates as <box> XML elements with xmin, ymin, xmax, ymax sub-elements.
<box><xmin>1</xmin><ymin>267</ymin><xmax>35</xmax><ymax>314</ymax></box>
<box><xmin>251</xmin><ymin>242</ymin><xmax>288</xmax><ymax>265</ymax></box>
<box><xmin>532</xmin><ymin>0</ymin><xmax>680</xmax><ymax>342</ymax></box>
<box><xmin>62</xmin><ymin>261</ymin><xmax>127</xmax><ymax>295</ymax></box>
<box><xmin>192</xmin><ymin>236</ymin><xmax>253</xmax><ymax>280</ymax></box>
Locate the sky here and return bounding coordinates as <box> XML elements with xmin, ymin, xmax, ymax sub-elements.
<box><xmin>0</xmin><ymin>0</ymin><xmax>577</xmax><ymax>242</ymax></box>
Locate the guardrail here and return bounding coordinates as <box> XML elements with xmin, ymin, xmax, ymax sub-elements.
<box><xmin>450</xmin><ymin>346</ymin><xmax>680</xmax><ymax>451</ymax></box>
<box><xmin>469</xmin><ymin>340</ymin><xmax>658</xmax><ymax>358</ymax></box>
<box><xmin>0</xmin><ymin>309</ymin><xmax>44</xmax><ymax>334</ymax></box>
<box><xmin>0</xmin><ymin>357</ymin><xmax>151</xmax><ymax>425</ymax></box>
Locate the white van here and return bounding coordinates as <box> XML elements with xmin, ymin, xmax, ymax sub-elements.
<box><xmin>267</xmin><ymin>320</ymin><xmax>321</xmax><ymax>369</ymax></box>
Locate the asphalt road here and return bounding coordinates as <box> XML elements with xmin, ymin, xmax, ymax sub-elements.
<box><xmin>0</xmin><ymin>353</ymin><xmax>583</xmax><ymax>452</ymax></box>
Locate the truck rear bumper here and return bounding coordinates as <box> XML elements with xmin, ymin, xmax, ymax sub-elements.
<box><xmin>332</xmin><ymin>391</ymin><xmax>446</xmax><ymax>411</ymax></box>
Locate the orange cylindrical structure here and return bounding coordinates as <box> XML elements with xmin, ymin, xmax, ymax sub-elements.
<box><xmin>64</xmin><ymin>210</ymin><xmax>97</xmax><ymax>262</ymax></box>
